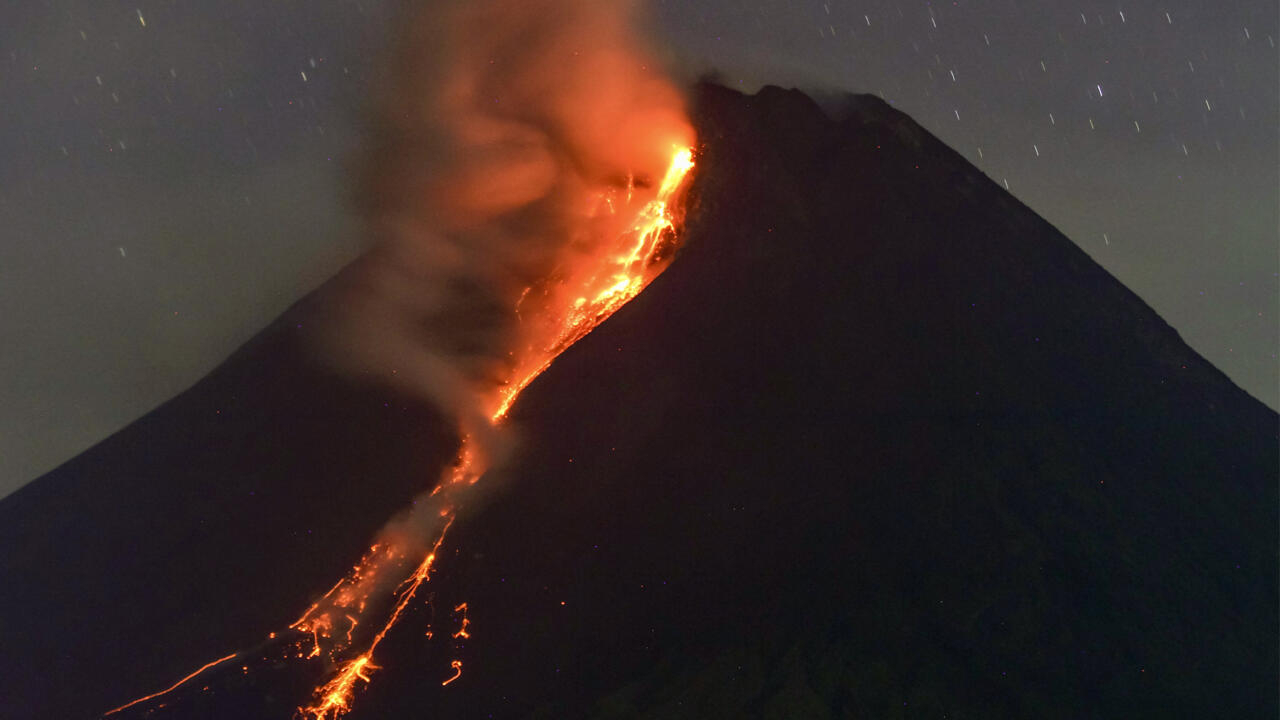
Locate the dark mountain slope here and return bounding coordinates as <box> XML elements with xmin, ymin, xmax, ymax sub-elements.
<box><xmin>4</xmin><ymin>82</ymin><xmax>1275</xmax><ymax>719</ymax></box>
<box><xmin>350</xmin><ymin>83</ymin><xmax>1277</xmax><ymax>719</ymax></box>
<box><xmin>0</xmin><ymin>261</ymin><xmax>460</xmax><ymax>718</ymax></box>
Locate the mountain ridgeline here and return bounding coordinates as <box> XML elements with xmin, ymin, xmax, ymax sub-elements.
<box><xmin>1</xmin><ymin>83</ymin><xmax>1274</xmax><ymax>719</ymax></box>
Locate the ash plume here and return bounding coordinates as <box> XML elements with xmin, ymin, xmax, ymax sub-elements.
<box><xmin>317</xmin><ymin>0</ymin><xmax>693</xmax><ymax>438</ymax></box>
<box><xmin>297</xmin><ymin>1</ymin><xmax>695</xmax><ymax>640</ymax></box>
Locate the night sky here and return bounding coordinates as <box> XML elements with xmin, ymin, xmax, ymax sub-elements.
<box><xmin>2</xmin><ymin>0</ymin><xmax>1276</xmax><ymax>498</ymax></box>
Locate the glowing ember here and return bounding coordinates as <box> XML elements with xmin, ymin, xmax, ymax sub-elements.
<box><xmin>441</xmin><ymin>660</ymin><xmax>464</xmax><ymax>686</ymax></box>
<box><xmin>452</xmin><ymin>603</ymin><xmax>471</xmax><ymax>639</ymax></box>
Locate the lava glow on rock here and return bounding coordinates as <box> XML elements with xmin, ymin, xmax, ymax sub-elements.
<box><xmin>105</xmin><ymin>145</ymin><xmax>695</xmax><ymax>719</ymax></box>
<box><xmin>296</xmin><ymin>145</ymin><xmax>694</xmax><ymax>719</ymax></box>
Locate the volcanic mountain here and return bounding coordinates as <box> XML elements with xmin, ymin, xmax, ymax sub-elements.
<box><xmin>1</xmin><ymin>83</ymin><xmax>1275</xmax><ymax>719</ymax></box>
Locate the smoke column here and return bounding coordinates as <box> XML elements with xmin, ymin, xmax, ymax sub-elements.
<box><xmin>287</xmin><ymin>1</ymin><xmax>694</xmax><ymax>714</ymax></box>
<box><xmin>321</xmin><ymin>0</ymin><xmax>693</xmax><ymax>435</ymax></box>
<box><xmin>98</xmin><ymin>3</ymin><xmax>694</xmax><ymax>717</ymax></box>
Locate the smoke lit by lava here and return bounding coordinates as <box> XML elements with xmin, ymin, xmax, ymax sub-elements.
<box><xmin>104</xmin><ymin>0</ymin><xmax>695</xmax><ymax>717</ymax></box>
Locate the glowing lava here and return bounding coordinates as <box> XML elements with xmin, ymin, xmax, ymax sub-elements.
<box><xmin>102</xmin><ymin>653</ymin><xmax>239</xmax><ymax>717</ymax></box>
<box><xmin>100</xmin><ymin>145</ymin><xmax>692</xmax><ymax>719</ymax></box>
<box><xmin>292</xmin><ymin>145</ymin><xmax>695</xmax><ymax>719</ymax></box>
<box><xmin>491</xmin><ymin>146</ymin><xmax>696</xmax><ymax>420</ymax></box>
<box><xmin>441</xmin><ymin>660</ymin><xmax>464</xmax><ymax>686</ymax></box>
<box><xmin>101</xmin><ymin>145</ymin><xmax>692</xmax><ymax>720</ymax></box>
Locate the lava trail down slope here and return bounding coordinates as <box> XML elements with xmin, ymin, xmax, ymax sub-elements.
<box><xmin>1</xmin><ymin>83</ymin><xmax>1275</xmax><ymax>719</ymax></box>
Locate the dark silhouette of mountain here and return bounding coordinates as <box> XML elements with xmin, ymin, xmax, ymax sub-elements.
<box><xmin>0</xmin><ymin>257</ymin><xmax>461</xmax><ymax>718</ymax></box>
<box><xmin>2</xmin><ymin>83</ymin><xmax>1275</xmax><ymax>719</ymax></box>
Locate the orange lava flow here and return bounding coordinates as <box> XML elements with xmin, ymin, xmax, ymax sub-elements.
<box><xmin>441</xmin><ymin>660</ymin><xmax>464</xmax><ymax>686</ymax></box>
<box><xmin>292</xmin><ymin>146</ymin><xmax>694</xmax><ymax>718</ymax></box>
<box><xmin>296</xmin><ymin>146</ymin><xmax>694</xmax><ymax>718</ymax></box>
<box><xmin>102</xmin><ymin>653</ymin><xmax>238</xmax><ymax>716</ymax></box>
<box><xmin>491</xmin><ymin>146</ymin><xmax>696</xmax><ymax>421</ymax></box>
<box><xmin>297</xmin><ymin>515</ymin><xmax>457</xmax><ymax>720</ymax></box>
<box><xmin>103</xmin><ymin>147</ymin><xmax>694</xmax><ymax>720</ymax></box>
<box><xmin>452</xmin><ymin>603</ymin><xmax>471</xmax><ymax>639</ymax></box>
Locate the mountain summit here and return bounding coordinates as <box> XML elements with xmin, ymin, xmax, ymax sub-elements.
<box><xmin>2</xmin><ymin>83</ymin><xmax>1275</xmax><ymax>719</ymax></box>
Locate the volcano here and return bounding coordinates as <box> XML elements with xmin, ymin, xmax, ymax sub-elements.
<box><xmin>1</xmin><ymin>83</ymin><xmax>1275</xmax><ymax>719</ymax></box>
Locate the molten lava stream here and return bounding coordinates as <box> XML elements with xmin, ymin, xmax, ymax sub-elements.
<box><xmin>100</xmin><ymin>146</ymin><xmax>693</xmax><ymax>720</ymax></box>
<box><xmin>101</xmin><ymin>147</ymin><xmax>694</xmax><ymax>720</ymax></box>
<box><xmin>293</xmin><ymin>146</ymin><xmax>695</xmax><ymax>719</ymax></box>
